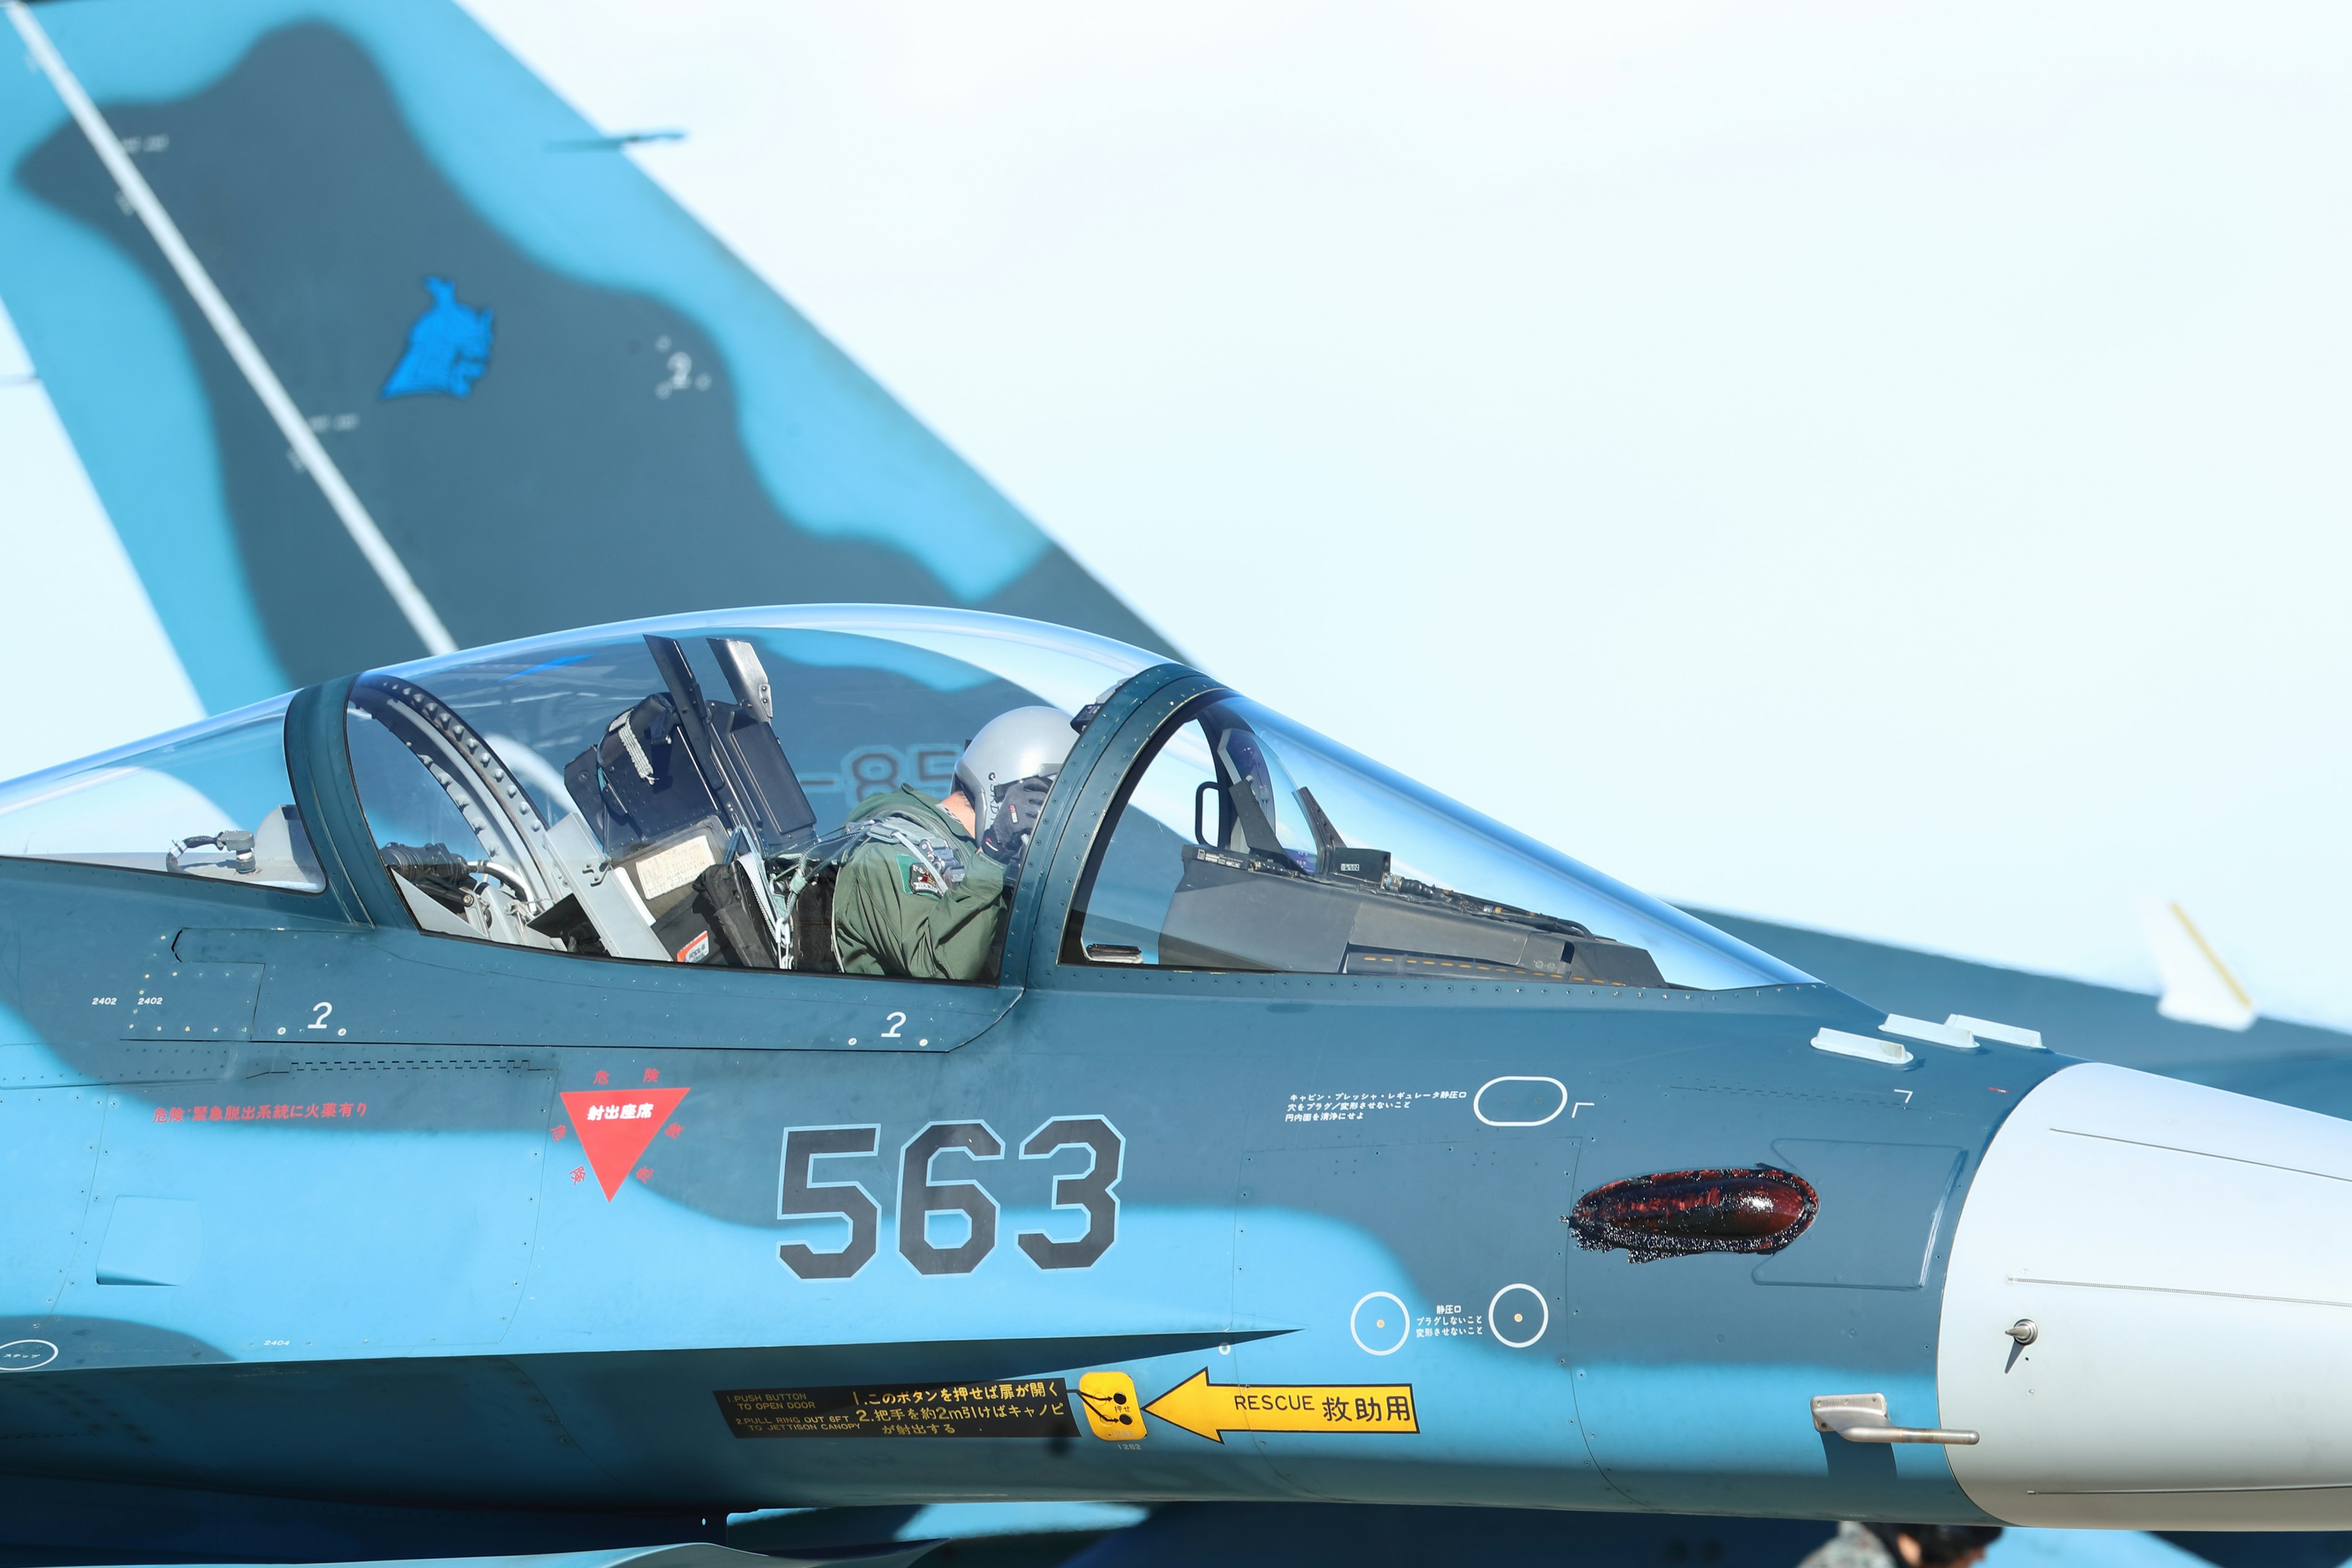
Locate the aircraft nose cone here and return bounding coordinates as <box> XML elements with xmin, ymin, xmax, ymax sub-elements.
<box><xmin>1940</xmin><ymin>1062</ymin><xmax>2352</xmax><ymax>1528</ymax></box>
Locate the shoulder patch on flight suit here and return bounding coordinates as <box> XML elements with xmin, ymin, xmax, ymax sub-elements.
<box><xmin>899</xmin><ymin>853</ymin><xmax>948</xmax><ymax>900</ymax></box>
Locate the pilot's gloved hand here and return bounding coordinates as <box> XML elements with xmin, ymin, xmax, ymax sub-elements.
<box><xmin>981</xmin><ymin>774</ymin><xmax>1054</xmax><ymax>864</ymax></box>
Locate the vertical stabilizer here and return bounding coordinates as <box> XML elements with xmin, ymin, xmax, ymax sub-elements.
<box><xmin>2137</xmin><ymin>897</ymin><xmax>2256</xmax><ymax>1031</ymax></box>
<box><xmin>0</xmin><ymin>0</ymin><xmax>1169</xmax><ymax>782</ymax></box>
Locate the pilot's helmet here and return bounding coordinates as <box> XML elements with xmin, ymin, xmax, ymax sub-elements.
<box><xmin>954</xmin><ymin>706</ymin><xmax>1077</xmax><ymax>851</ymax></box>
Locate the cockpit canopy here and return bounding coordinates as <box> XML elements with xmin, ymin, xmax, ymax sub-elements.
<box><xmin>338</xmin><ymin>608</ymin><xmax>1149</xmax><ymax>974</ymax></box>
<box><xmin>0</xmin><ymin>607</ymin><xmax>1804</xmax><ymax>992</ymax></box>
<box><xmin>0</xmin><ymin>695</ymin><xmax>325</xmax><ymax>892</ymax></box>
<box><xmin>1061</xmin><ymin>691</ymin><xmax>1809</xmax><ymax>990</ymax></box>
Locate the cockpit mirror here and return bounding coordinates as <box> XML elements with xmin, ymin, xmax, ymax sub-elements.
<box><xmin>1191</xmin><ymin>780</ymin><xmax>1224</xmax><ymax>850</ymax></box>
<box><xmin>710</xmin><ymin>638</ymin><xmax>774</xmax><ymax>724</ymax></box>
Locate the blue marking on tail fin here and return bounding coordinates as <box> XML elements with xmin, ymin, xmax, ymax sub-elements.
<box><xmin>380</xmin><ymin>276</ymin><xmax>492</xmax><ymax>399</ymax></box>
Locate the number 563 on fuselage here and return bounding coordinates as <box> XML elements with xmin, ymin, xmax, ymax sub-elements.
<box><xmin>2</xmin><ymin>606</ymin><xmax>2348</xmax><ymax>1538</ymax></box>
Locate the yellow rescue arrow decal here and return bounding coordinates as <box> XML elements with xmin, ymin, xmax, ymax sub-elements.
<box><xmin>1142</xmin><ymin>1368</ymin><xmax>1419</xmax><ymax>1443</ymax></box>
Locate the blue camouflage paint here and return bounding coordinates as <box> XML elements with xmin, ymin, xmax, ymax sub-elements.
<box><xmin>0</xmin><ymin>140</ymin><xmax>288</xmax><ymax>711</ymax></box>
<box><xmin>379</xmin><ymin>275</ymin><xmax>492</xmax><ymax>399</ymax></box>
<box><xmin>13</xmin><ymin>0</ymin><xmax>1052</xmax><ymax>621</ymax></box>
<box><xmin>0</xmin><ymin>611</ymin><xmax>2324</xmax><ymax>1568</ymax></box>
<box><xmin>0</xmin><ymin>621</ymin><xmax>2047</xmax><ymax>1537</ymax></box>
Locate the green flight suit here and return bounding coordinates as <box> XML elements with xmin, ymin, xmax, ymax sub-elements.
<box><xmin>830</xmin><ymin>786</ymin><xmax>1008</xmax><ymax>982</ymax></box>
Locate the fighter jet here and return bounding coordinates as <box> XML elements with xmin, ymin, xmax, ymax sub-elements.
<box><xmin>9</xmin><ymin>6</ymin><xmax>2352</xmax><ymax>1566</ymax></box>
<box><xmin>4</xmin><ymin>602</ymin><xmax>2350</xmax><ymax>1567</ymax></box>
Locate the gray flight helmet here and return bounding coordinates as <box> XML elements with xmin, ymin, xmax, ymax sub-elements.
<box><xmin>954</xmin><ymin>706</ymin><xmax>1077</xmax><ymax>838</ymax></box>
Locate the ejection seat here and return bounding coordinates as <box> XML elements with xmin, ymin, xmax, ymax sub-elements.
<box><xmin>561</xmin><ymin>635</ymin><xmax>816</xmax><ymax>968</ymax></box>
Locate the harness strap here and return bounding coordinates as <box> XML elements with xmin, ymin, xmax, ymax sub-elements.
<box><xmin>775</xmin><ymin>812</ymin><xmax>967</xmax><ymax>970</ymax></box>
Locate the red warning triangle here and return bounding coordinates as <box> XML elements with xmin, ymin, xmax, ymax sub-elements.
<box><xmin>560</xmin><ymin>1087</ymin><xmax>689</xmax><ymax>1199</ymax></box>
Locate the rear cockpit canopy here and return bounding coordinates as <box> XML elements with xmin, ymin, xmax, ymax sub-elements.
<box><xmin>339</xmin><ymin>608</ymin><xmax>1153</xmax><ymax>971</ymax></box>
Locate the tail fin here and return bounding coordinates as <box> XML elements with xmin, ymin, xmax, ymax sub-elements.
<box><xmin>0</xmin><ymin>0</ymin><xmax>1163</xmax><ymax>769</ymax></box>
<box><xmin>2137</xmin><ymin>896</ymin><xmax>2257</xmax><ymax>1031</ymax></box>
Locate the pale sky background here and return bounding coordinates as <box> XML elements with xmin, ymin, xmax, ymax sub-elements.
<box><xmin>4</xmin><ymin>3</ymin><xmax>2346</xmax><ymax>1027</ymax></box>
<box><xmin>453</xmin><ymin>1</ymin><xmax>2352</xmax><ymax>1026</ymax></box>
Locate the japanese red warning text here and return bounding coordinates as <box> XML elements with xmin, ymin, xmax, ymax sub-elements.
<box><xmin>150</xmin><ymin>1102</ymin><xmax>367</xmax><ymax>1123</ymax></box>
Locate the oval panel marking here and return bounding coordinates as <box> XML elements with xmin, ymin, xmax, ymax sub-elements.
<box><xmin>0</xmin><ymin>1340</ymin><xmax>59</xmax><ymax>1372</ymax></box>
<box><xmin>1473</xmin><ymin>1076</ymin><xmax>1568</xmax><ymax>1128</ymax></box>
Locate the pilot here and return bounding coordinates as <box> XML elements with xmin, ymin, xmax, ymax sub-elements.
<box><xmin>829</xmin><ymin>707</ymin><xmax>1075</xmax><ymax>981</ymax></box>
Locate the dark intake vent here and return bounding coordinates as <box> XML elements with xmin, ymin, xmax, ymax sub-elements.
<box><xmin>1569</xmin><ymin>1166</ymin><xmax>1819</xmax><ymax>1263</ymax></box>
